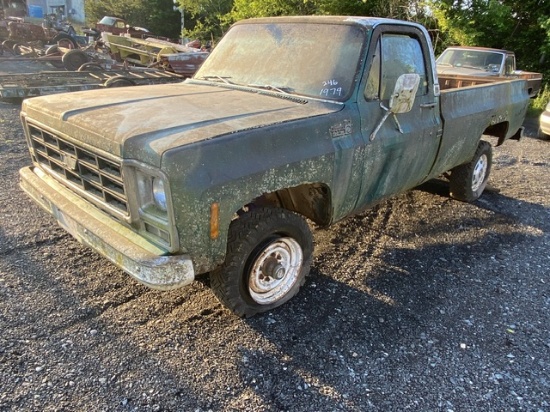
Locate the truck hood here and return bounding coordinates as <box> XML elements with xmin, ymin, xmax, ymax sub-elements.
<box><xmin>22</xmin><ymin>82</ymin><xmax>341</xmax><ymax>167</ymax></box>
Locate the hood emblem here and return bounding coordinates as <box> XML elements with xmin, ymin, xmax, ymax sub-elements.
<box><xmin>62</xmin><ymin>154</ymin><xmax>78</xmax><ymax>171</ymax></box>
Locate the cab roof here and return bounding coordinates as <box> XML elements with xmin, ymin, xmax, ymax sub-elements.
<box><xmin>233</xmin><ymin>15</ymin><xmax>425</xmax><ymax>31</ymax></box>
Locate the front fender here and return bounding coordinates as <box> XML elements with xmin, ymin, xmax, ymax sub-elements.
<box><xmin>163</xmin><ymin>118</ymin><xmax>337</xmax><ymax>273</ymax></box>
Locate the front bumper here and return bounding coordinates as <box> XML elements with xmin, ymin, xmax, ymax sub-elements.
<box><xmin>20</xmin><ymin>166</ymin><xmax>195</xmax><ymax>290</ymax></box>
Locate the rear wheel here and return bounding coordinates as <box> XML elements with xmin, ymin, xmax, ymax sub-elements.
<box><xmin>62</xmin><ymin>49</ymin><xmax>89</xmax><ymax>71</ymax></box>
<box><xmin>210</xmin><ymin>207</ymin><xmax>313</xmax><ymax>317</ymax></box>
<box><xmin>450</xmin><ymin>140</ymin><xmax>492</xmax><ymax>202</ymax></box>
<box><xmin>50</xmin><ymin>32</ymin><xmax>78</xmax><ymax>49</ymax></box>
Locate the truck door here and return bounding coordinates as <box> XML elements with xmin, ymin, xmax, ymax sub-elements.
<box><xmin>356</xmin><ymin>26</ymin><xmax>442</xmax><ymax>208</ymax></box>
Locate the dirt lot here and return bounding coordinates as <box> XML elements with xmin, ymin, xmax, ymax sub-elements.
<box><xmin>1</xmin><ymin>58</ymin><xmax>549</xmax><ymax>411</ymax></box>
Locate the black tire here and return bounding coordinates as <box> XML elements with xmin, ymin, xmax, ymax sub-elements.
<box><xmin>210</xmin><ymin>207</ymin><xmax>313</xmax><ymax>317</ymax></box>
<box><xmin>450</xmin><ymin>140</ymin><xmax>492</xmax><ymax>202</ymax></box>
<box><xmin>45</xmin><ymin>45</ymin><xmax>60</xmax><ymax>55</ymax></box>
<box><xmin>62</xmin><ymin>50</ymin><xmax>89</xmax><ymax>71</ymax></box>
<box><xmin>77</xmin><ymin>63</ymin><xmax>103</xmax><ymax>72</ymax></box>
<box><xmin>2</xmin><ymin>39</ymin><xmax>16</xmax><ymax>53</ymax></box>
<box><xmin>50</xmin><ymin>32</ymin><xmax>78</xmax><ymax>49</ymax></box>
<box><xmin>12</xmin><ymin>43</ymin><xmax>22</xmax><ymax>55</ymax></box>
<box><xmin>44</xmin><ymin>45</ymin><xmax>64</xmax><ymax>68</ymax></box>
<box><xmin>104</xmin><ymin>77</ymin><xmax>136</xmax><ymax>88</ymax></box>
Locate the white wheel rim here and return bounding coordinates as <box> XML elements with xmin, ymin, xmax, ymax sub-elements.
<box><xmin>248</xmin><ymin>237</ymin><xmax>303</xmax><ymax>305</ymax></box>
<box><xmin>472</xmin><ymin>154</ymin><xmax>488</xmax><ymax>192</ymax></box>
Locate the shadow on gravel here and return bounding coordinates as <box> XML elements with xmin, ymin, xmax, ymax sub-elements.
<box><xmin>415</xmin><ymin>179</ymin><xmax>549</xmax><ymax>231</ymax></box>
<box><xmin>240</xmin><ymin>198</ymin><xmax>545</xmax><ymax>409</ymax></box>
<box><xmin>2</xmin><ymin>163</ymin><xmax>546</xmax><ymax>410</ymax></box>
<box><xmin>0</xmin><ymin>220</ymin><xmax>213</xmax><ymax>410</ymax></box>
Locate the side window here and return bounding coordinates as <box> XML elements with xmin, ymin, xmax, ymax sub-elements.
<box><xmin>365</xmin><ymin>33</ymin><xmax>428</xmax><ymax>101</ymax></box>
<box><xmin>364</xmin><ymin>40</ymin><xmax>381</xmax><ymax>100</ymax></box>
<box><xmin>505</xmin><ymin>55</ymin><xmax>515</xmax><ymax>75</ymax></box>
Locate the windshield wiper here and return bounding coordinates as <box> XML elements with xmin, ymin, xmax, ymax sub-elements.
<box><xmin>198</xmin><ymin>75</ymin><xmax>234</xmax><ymax>84</ymax></box>
<box><xmin>246</xmin><ymin>84</ymin><xmax>293</xmax><ymax>94</ymax></box>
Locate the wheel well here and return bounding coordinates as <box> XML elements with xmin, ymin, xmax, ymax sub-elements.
<box><xmin>483</xmin><ymin>122</ymin><xmax>509</xmax><ymax>146</ymax></box>
<box><xmin>246</xmin><ymin>183</ymin><xmax>332</xmax><ymax>227</ymax></box>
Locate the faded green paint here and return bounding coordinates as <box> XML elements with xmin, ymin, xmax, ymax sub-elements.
<box><xmin>19</xmin><ymin>16</ymin><xmax>530</xmax><ymax>288</ymax></box>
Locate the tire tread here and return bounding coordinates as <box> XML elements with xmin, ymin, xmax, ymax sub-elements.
<box><xmin>450</xmin><ymin>140</ymin><xmax>492</xmax><ymax>202</ymax></box>
<box><xmin>210</xmin><ymin>207</ymin><xmax>312</xmax><ymax>317</ymax></box>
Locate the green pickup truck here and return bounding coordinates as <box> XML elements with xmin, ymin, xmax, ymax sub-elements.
<box><xmin>19</xmin><ymin>16</ymin><xmax>529</xmax><ymax>317</ymax></box>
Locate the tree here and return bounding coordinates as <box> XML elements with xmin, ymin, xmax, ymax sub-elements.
<box><xmin>430</xmin><ymin>0</ymin><xmax>550</xmax><ymax>75</ymax></box>
<box><xmin>144</xmin><ymin>0</ymin><xmax>182</xmax><ymax>40</ymax></box>
<box><xmin>175</xmin><ymin>0</ymin><xmax>234</xmax><ymax>41</ymax></box>
<box><xmin>229</xmin><ymin>0</ymin><xmax>427</xmax><ymax>21</ymax></box>
<box><xmin>230</xmin><ymin>0</ymin><xmax>317</xmax><ymax>20</ymax></box>
<box><xmin>85</xmin><ymin>0</ymin><xmax>181</xmax><ymax>39</ymax></box>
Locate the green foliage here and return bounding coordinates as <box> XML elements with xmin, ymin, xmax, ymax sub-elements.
<box><xmin>175</xmin><ymin>0</ymin><xmax>234</xmax><ymax>41</ymax></box>
<box><xmin>230</xmin><ymin>0</ymin><xmax>316</xmax><ymax>20</ymax></box>
<box><xmin>85</xmin><ymin>0</ymin><xmax>181</xmax><ymax>39</ymax></box>
<box><xmin>529</xmin><ymin>85</ymin><xmax>550</xmax><ymax>117</ymax></box>
<box><xmin>229</xmin><ymin>0</ymin><xmax>428</xmax><ymax>21</ymax></box>
<box><xmin>85</xmin><ymin>0</ymin><xmax>550</xmax><ymax>85</ymax></box>
<box><xmin>430</xmin><ymin>0</ymin><xmax>550</xmax><ymax>87</ymax></box>
<box><xmin>145</xmin><ymin>0</ymin><xmax>182</xmax><ymax>40</ymax></box>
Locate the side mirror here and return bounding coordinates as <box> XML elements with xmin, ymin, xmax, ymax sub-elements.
<box><xmin>370</xmin><ymin>73</ymin><xmax>420</xmax><ymax>141</ymax></box>
<box><xmin>389</xmin><ymin>73</ymin><xmax>420</xmax><ymax>114</ymax></box>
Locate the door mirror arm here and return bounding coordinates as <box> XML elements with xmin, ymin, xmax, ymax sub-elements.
<box><xmin>370</xmin><ymin>73</ymin><xmax>420</xmax><ymax>141</ymax></box>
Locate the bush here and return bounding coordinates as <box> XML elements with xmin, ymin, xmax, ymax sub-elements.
<box><xmin>528</xmin><ymin>85</ymin><xmax>550</xmax><ymax>117</ymax></box>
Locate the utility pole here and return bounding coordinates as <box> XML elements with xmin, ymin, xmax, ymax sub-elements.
<box><xmin>173</xmin><ymin>0</ymin><xmax>184</xmax><ymax>44</ymax></box>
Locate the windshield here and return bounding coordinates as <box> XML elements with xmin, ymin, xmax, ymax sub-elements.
<box><xmin>99</xmin><ymin>16</ymin><xmax>118</xmax><ymax>26</ymax></box>
<box><xmin>437</xmin><ymin>49</ymin><xmax>504</xmax><ymax>72</ymax></box>
<box><xmin>194</xmin><ymin>22</ymin><xmax>367</xmax><ymax>101</ymax></box>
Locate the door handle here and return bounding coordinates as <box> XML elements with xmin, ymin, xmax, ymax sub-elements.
<box><xmin>420</xmin><ymin>102</ymin><xmax>436</xmax><ymax>108</ymax></box>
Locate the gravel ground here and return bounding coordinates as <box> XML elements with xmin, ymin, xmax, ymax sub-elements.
<box><xmin>1</xmin><ymin>58</ymin><xmax>549</xmax><ymax>411</ymax></box>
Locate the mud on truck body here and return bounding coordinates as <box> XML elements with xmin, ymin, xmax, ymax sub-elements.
<box><xmin>19</xmin><ymin>16</ymin><xmax>530</xmax><ymax>316</ymax></box>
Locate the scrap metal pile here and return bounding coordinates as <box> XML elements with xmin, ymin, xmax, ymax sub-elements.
<box><xmin>0</xmin><ymin>16</ymin><xmax>210</xmax><ymax>100</ymax></box>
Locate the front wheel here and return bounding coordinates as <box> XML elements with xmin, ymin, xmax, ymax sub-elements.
<box><xmin>210</xmin><ymin>207</ymin><xmax>313</xmax><ymax>317</ymax></box>
<box><xmin>449</xmin><ymin>140</ymin><xmax>492</xmax><ymax>202</ymax></box>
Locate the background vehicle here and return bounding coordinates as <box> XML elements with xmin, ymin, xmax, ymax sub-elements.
<box><xmin>1</xmin><ymin>17</ymin><xmax>78</xmax><ymax>54</ymax></box>
<box><xmin>19</xmin><ymin>16</ymin><xmax>531</xmax><ymax>317</ymax></box>
<box><xmin>83</xmin><ymin>16</ymin><xmax>150</xmax><ymax>39</ymax></box>
<box><xmin>436</xmin><ymin>46</ymin><xmax>542</xmax><ymax>97</ymax></box>
<box><xmin>539</xmin><ymin>101</ymin><xmax>550</xmax><ymax>139</ymax></box>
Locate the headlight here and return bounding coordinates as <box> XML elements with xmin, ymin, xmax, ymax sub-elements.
<box><xmin>135</xmin><ymin>170</ymin><xmax>168</xmax><ymax>215</ymax></box>
<box><xmin>152</xmin><ymin>177</ymin><xmax>167</xmax><ymax>212</ymax></box>
<box><xmin>124</xmin><ymin>162</ymin><xmax>177</xmax><ymax>251</ymax></box>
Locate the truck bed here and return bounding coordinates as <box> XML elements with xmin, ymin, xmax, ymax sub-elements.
<box><xmin>439</xmin><ymin>72</ymin><xmax>541</xmax><ymax>98</ymax></box>
<box><xmin>431</xmin><ymin>77</ymin><xmax>529</xmax><ymax>176</ymax></box>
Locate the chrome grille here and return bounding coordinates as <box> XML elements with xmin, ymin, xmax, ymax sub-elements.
<box><xmin>27</xmin><ymin>124</ymin><xmax>129</xmax><ymax>218</ymax></box>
